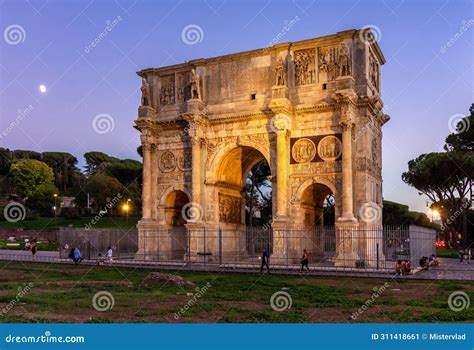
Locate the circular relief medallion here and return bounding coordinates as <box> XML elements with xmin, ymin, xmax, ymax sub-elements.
<box><xmin>292</xmin><ymin>138</ymin><xmax>316</xmax><ymax>163</ymax></box>
<box><xmin>317</xmin><ymin>135</ymin><xmax>342</xmax><ymax>161</ymax></box>
<box><xmin>159</xmin><ymin>150</ymin><xmax>176</xmax><ymax>172</ymax></box>
<box><xmin>177</xmin><ymin>153</ymin><xmax>192</xmax><ymax>171</ymax></box>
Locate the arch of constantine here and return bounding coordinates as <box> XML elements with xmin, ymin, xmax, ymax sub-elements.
<box><xmin>134</xmin><ymin>29</ymin><xmax>390</xmax><ymax>267</ymax></box>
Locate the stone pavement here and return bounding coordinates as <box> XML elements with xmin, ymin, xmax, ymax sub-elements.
<box><xmin>0</xmin><ymin>250</ymin><xmax>471</xmax><ymax>281</ymax></box>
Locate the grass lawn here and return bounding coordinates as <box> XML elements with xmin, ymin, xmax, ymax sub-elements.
<box><xmin>436</xmin><ymin>248</ymin><xmax>460</xmax><ymax>259</ymax></box>
<box><xmin>0</xmin><ymin>240</ymin><xmax>58</xmax><ymax>251</ymax></box>
<box><xmin>0</xmin><ymin>261</ymin><xmax>472</xmax><ymax>323</ymax></box>
<box><xmin>0</xmin><ymin>216</ymin><xmax>139</xmax><ymax>230</ymax></box>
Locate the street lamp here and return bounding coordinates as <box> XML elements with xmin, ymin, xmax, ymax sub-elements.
<box><xmin>123</xmin><ymin>199</ymin><xmax>131</xmax><ymax>222</ymax></box>
<box><xmin>53</xmin><ymin>194</ymin><xmax>58</xmax><ymax>220</ymax></box>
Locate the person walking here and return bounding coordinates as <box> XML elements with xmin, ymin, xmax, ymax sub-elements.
<box><xmin>106</xmin><ymin>247</ymin><xmax>113</xmax><ymax>265</ymax></box>
<box><xmin>300</xmin><ymin>249</ymin><xmax>309</xmax><ymax>272</ymax></box>
<box><xmin>71</xmin><ymin>247</ymin><xmax>83</xmax><ymax>265</ymax></box>
<box><xmin>30</xmin><ymin>239</ymin><xmax>37</xmax><ymax>261</ymax></box>
<box><xmin>260</xmin><ymin>249</ymin><xmax>270</xmax><ymax>274</ymax></box>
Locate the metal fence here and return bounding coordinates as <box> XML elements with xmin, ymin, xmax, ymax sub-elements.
<box><xmin>57</xmin><ymin>228</ymin><xmax>138</xmax><ymax>259</ymax></box>
<box><xmin>136</xmin><ymin>224</ymin><xmax>436</xmax><ymax>271</ymax></box>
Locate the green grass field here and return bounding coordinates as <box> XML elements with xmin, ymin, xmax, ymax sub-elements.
<box><xmin>0</xmin><ymin>261</ymin><xmax>472</xmax><ymax>323</ymax></box>
<box><xmin>0</xmin><ymin>240</ymin><xmax>58</xmax><ymax>251</ymax></box>
<box><xmin>0</xmin><ymin>216</ymin><xmax>139</xmax><ymax>230</ymax></box>
<box><xmin>436</xmin><ymin>248</ymin><xmax>460</xmax><ymax>259</ymax></box>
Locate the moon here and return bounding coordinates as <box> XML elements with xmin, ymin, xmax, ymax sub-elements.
<box><xmin>39</xmin><ymin>84</ymin><xmax>47</xmax><ymax>93</ymax></box>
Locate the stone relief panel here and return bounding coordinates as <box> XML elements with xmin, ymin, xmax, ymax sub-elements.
<box><xmin>292</xmin><ymin>138</ymin><xmax>316</xmax><ymax>163</ymax></box>
<box><xmin>159</xmin><ymin>150</ymin><xmax>176</xmax><ymax>173</ymax></box>
<box><xmin>291</xmin><ymin>161</ymin><xmax>342</xmax><ymax>176</ymax></box>
<box><xmin>294</xmin><ymin>49</ymin><xmax>316</xmax><ymax>86</ymax></box>
<box><xmin>290</xmin><ymin>174</ymin><xmax>341</xmax><ymax>202</ymax></box>
<box><xmin>160</xmin><ymin>75</ymin><xmax>175</xmax><ymax>106</ymax></box>
<box><xmin>177</xmin><ymin>72</ymin><xmax>191</xmax><ymax>104</ymax></box>
<box><xmin>318</xmin><ymin>43</ymin><xmax>352</xmax><ymax>82</ymax></box>
<box><xmin>317</xmin><ymin>135</ymin><xmax>342</xmax><ymax>161</ymax></box>
<box><xmin>218</xmin><ymin>193</ymin><xmax>241</xmax><ymax>224</ymax></box>
<box><xmin>369</xmin><ymin>53</ymin><xmax>380</xmax><ymax>91</ymax></box>
<box><xmin>355</xmin><ymin>156</ymin><xmax>381</xmax><ymax>177</ymax></box>
<box><xmin>290</xmin><ymin>134</ymin><xmax>342</xmax><ymax>164</ymax></box>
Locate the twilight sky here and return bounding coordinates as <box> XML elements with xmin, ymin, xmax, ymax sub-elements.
<box><xmin>0</xmin><ymin>0</ymin><xmax>472</xmax><ymax>213</ymax></box>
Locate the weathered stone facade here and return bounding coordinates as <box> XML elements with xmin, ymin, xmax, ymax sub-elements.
<box><xmin>134</xmin><ymin>29</ymin><xmax>390</xmax><ymax>267</ymax></box>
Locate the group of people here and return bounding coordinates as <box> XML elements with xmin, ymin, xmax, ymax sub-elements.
<box><xmin>395</xmin><ymin>260</ymin><xmax>412</xmax><ymax>275</ymax></box>
<box><xmin>419</xmin><ymin>254</ymin><xmax>439</xmax><ymax>270</ymax></box>
<box><xmin>458</xmin><ymin>249</ymin><xmax>471</xmax><ymax>264</ymax></box>
<box><xmin>67</xmin><ymin>246</ymin><xmax>113</xmax><ymax>265</ymax></box>
<box><xmin>260</xmin><ymin>249</ymin><xmax>310</xmax><ymax>274</ymax></box>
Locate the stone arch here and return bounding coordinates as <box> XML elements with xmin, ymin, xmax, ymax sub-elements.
<box><xmin>207</xmin><ymin>138</ymin><xmax>272</xmax><ymax>182</ymax></box>
<box><xmin>291</xmin><ymin>177</ymin><xmax>338</xmax><ymax>226</ymax></box>
<box><xmin>293</xmin><ymin>177</ymin><xmax>337</xmax><ymax>203</ymax></box>
<box><xmin>158</xmin><ymin>185</ymin><xmax>192</xmax><ymax>207</ymax></box>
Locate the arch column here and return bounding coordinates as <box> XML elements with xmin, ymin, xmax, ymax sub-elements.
<box><xmin>140</xmin><ymin>137</ymin><xmax>154</xmax><ymax>220</ymax></box>
<box><xmin>337</xmin><ymin>120</ymin><xmax>357</xmax><ymax>223</ymax></box>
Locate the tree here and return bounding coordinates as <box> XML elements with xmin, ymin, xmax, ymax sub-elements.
<box><xmin>84</xmin><ymin>151</ymin><xmax>118</xmax><ymax>175</ymax></box>
<box><xmin>445</xmin><ymin>104</ymin><xmax>474</xmax><ymax>152</ymax></box>
<box><xmin>402</xmin><ymin>151</ymin><xmax>474</xmax><ymax>245</ymax></box>
<box><xmin>245</xmin><ymin>160</ymin><xmax>272</xmax><ymax>226</ymax></box>
<box><xmin>9</xmin><ymin>159</ymin><xmax>55</xmax><ymax>199</ymax></box>
<box><xmin>0</xmin><ymin>147</ymin><xmax>13</xmax><ymax>175</ymax></box>
<box><xmin>26</xmin><ymin>182</ymin><xmax>58</xmax><ymax>216</ymax></box>
<box><xmin>42</xmin><ymin>152</ymin><xmax>81</xmax><ymax>194</ymax></box>
<box><xmin>12</xmin><ymin>150</ymin><xmax>41</xmax><ymax>160</ymax></box>
<box><xmin>75</xmin><ymin>173</ymin><xmax>123</xmax><ymax>214</ymax></box>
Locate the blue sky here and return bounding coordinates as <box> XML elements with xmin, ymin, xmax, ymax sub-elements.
<box><xmin>0</xmin><ymin>0</ymin><xmax>472</xmax><ymax>213</ymax></box>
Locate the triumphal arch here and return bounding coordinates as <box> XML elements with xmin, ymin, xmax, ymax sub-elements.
<box><xmin>134</xmin><ymin>29</ymin><xmax>390</xmax><ymax>267</ymax></box>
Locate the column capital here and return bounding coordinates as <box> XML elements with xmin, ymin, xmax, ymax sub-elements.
<box><xmin>271</xmin><ymin>114</ymin><xmax>292</xmax><ymax>135</ymax></box>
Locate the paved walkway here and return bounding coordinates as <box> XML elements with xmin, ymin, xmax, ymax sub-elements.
<box><xmin>0</xmin><ymin>250</ymin><xmax>471</xmax><ymax>281</ymax></box>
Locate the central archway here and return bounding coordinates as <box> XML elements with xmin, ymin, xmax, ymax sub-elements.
<box><xmin>214</xmin><ymin>146</ymin><xmax>273</xmax><ymax>258</ymax></box>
